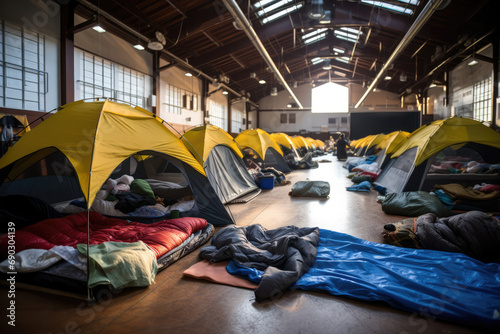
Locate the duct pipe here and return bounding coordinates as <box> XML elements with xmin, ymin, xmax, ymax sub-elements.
<box><xmin>221</xmin><ymin>0</ymin><xmax>304</xmax><ymax>109</ymax></box>
<box><xmin>354</xmin><ymin>0</ymin><xmax>443</xmax><ymax>108</ymax></box>
<box><xmin>76</xmin><ymin>0</ymin><xmax>258</xmax><ymax>107</ymax></box>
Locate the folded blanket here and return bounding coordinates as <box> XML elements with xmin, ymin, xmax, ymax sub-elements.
<box><xmin>198</xmin><ymin>224</ymin><xmax>319</xmax><ymax>301</ymax></box>
<box><xmin>435</xmin><ymin>183</ymin><xmax>500</xmax><ymax>201</ymax></box>
<box><xmin>77</xmin><ymin>241</ymin><xmax>157</xmax><ymax>289</ymax></box>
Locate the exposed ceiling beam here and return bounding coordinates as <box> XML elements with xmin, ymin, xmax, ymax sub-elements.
<box><xmin>221</xmin><ymin>0</ymin><xmax>303</xmax><ymax>109</ymax></box>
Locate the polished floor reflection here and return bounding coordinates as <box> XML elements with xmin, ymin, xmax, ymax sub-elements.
<box><xmin>0</xmin><ymin>156</ymin><xmax>483</xmax><ymax>334</ymax></box>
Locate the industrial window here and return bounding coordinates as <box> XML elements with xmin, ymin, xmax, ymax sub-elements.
<box><xmin>163</xmin><ymin>84</ymin><xmax>199</xmax><ymax>115</ymax></box>
<box><xmin>77</xmin><ymin>49</ymin><xmax>152</xmax><ymax>110</ymax></box>
<box><xmin>473</xmin><ymin>78</ymin><xmax>492</xmax><ymax>123</ymax></box>
<box><xmin>0</xmin><ymin>19</ymin><xmax>46</xmax><ymax>111</ymax></box>
<box><xmin>164</xmin><ymin>84</ymin><xmax>181</xmax><ymax>114</ymax></box>
<box><xmin>289</xmin><ymin>113</ymin><xmax>296</xmax><ymax>123</ymax></box>
<box><xmin>341</xmin><ymin>117</ymin><xmax>348</xmax><ymax>124</ymax></box>
<box><xmin>232</xmin><ymin>107</ymin><xmax>244</xmax><ymax>133</ymax></box>
<box><xmin>280</xmin><ymin>113</ymin><xmax>287</xmax><ymax>123</ymax></box>
<box><xmin>328</xmin><ymin>118</ymin><xmax>336</xmax><ymax>124</ymax></box>
<box><xmin>208</xmin><ymin>99</ymin><xmax>227</xmax><ymax>131</ymax></box>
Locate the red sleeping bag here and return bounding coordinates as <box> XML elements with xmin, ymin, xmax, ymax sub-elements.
<box><xmin>0</xmin><ymin>211</ymin><xmax>208</xmax><ymax>259</ymax></box>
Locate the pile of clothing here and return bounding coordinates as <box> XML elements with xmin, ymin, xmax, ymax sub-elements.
<box><xmin>433</xmin><ymin>183</ymin><xmax>500</xmax><ymax>212</ymax></box>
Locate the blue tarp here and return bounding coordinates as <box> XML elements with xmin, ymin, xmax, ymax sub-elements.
<box><xmin>227</xmin><ymin>229</ymin><xmax>500</xmax><ymax>328</ymax></box>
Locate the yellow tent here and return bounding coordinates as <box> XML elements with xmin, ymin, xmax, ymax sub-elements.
<box><xmin>235</xmin><ymin>128</ymin><xmax>284</xmax><ymax>160</ymax></box>
<box><xmin>0</xmin><ymin>113</ymin><xmax>31</xmax><ymax>136</ymax></box>
<box><xmin>305</xmin><ymin>137</ymin><xmax>318</xmax><ymax>149</ymax></box>
<box><xmin>270</xmin><ymin>132</ymin><xmax>294</xmax><ymax>150</ymax></box>
<box><xmin>314</xmin><ymin>139</ymin><xmax>326</xmax><ymax>149</ymax></box>
<box><xmin>375</xmin><ymin>117</ymin><xmax>500</xmax><ymax>194</ymax></box>
<box><xmin>235</xmin><ymin>129</ymin><xmax>291</xmax><ymax>173</ymax></box>
<box><xmin>376</xmin><ymin>131</ymin><xmax>411</xmax><ymax>155</ymax></box>
<box><xmin>363</xmin><ymin>133</ymin><xmax>386</xmax><ymax>155</ymax></box>
<box><xmin>181</xmin><ymin>125</ymin><xmax>259</xmax><ymax>204</ymax></box>
<box><xmin>270</xmin><ymin>132</ymin><xmax>300</xmax><ymax>157</ymax></box>
<box><xmin>292</xmin><ymin>136</ymin><xmax>310</xmax><ymax>150</ymax></box>
<box><xmin>181</xmin><ymin>124</ymin><xmax>243</xmax><ymax>165</ymax></box>
<box><xmin>391</xmin><ymin>117</ymin><xmax>500</xmax><ymax>166</ymax></box>
<box><xmin>0</xmin><ymin>100</ymin><xmax>205</xmax><ymax>209</ymax></box>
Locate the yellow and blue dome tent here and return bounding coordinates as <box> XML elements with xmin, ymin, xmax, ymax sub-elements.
<box><xmin>0</xmin><ymin>99</ymin><xmax>233</xmax><ymax>226</ymax></box>
<box><xmin>182</xmin><ymin>125</ymin><xmax>259</xmax><ymax>204</ymax></box>
<box><xmin>270</xmin><ymin>132</ymin><xmax>300</xmax><ymax>158</ymax></box>
<box><xmin>235</xmin><ymin>128</ymin><xmax>291</xmax><ymax>173</ymax></box>
<box><xmin>375</xmin><ymin>117</ymin><xmax>500</xmax><ymax>194</ymax></box>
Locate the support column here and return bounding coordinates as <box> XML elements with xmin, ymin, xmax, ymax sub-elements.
<box><xmin>492</xmin><ymin>32</ymin><xmax>499</xmax><ymax>125</ymax></box>
<box><xmin>227</xmin><ymin>93</ymin><xmax>232</xmax><ymax>134</ymax></box>
<box><xmin>152</xmin><ymin>51</ymin><xmax>160</xmax><ymax>115</ymax></box>
<box><xmin>60</xmin><ymin>2</ymin><xmax>75</xmax><ymax>105</ymax></box>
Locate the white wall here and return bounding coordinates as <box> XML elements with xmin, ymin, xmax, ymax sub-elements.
<box><xmin>0</xmin><ymin>0</ymin><xmax>60</xmax><ymax>111</ymax></box>
<box><xmin>159</xmin><ymin>64</ymin><xmax>204</xmax><ymax>130</ymax></box>
<box><xmin>257</xmin><ymin>82</ymin><xmax>403</xmax><ymax>133</ymax></box>
<box><xmin>74</xmin><ymin>15</ymin><xmax>152</xmax><ymax>75</ymax></box>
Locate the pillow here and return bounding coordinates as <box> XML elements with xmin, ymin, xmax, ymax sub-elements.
<box><xmin>130</xmin><ymin>179</ymin><xmax>155</xmax><ymax>199</ymax></box>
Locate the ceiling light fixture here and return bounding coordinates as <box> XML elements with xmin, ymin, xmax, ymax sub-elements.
<box><xmin>271</xmin><ymin>87</ymin><xmax>278</xmax><ymax>96</ymax></box>
<box><xmin>222</xmin><ymin>90</ymin><xmax>228</xmax><ymax>95</ymax></box>
<box><xmin>468</xmin><ymin>59</ymin><xmax>478</xmax><ymax>66</ymax></box>
<box><xmin>134</xmin><ymin>44</ymin><xmax>145</xmax><ymax>50</ymax></box>
<box><xmin>384</xmin><ymin>75</ymin><xmax>392</xmax><ymax>81</ymax></box>
<box><xmin>93</xmin><ymin>25</ymin><xmax>106</xmax><ymax>33</ymax></box>
<box><xmin>259</xmin><ymin>79</ymin><xmax>266</xmax><ymax>84</ymax></box>
<box><xmin>185</xmin><ymin>72</ymin><xmax>193</xmax><ymax>77</ymax></box>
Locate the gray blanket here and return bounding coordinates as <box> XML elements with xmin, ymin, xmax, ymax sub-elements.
<box><xmin>416</xmin><ymin>211</ymin><xmax>500</xmax><ymax>263</ymax></box>
<box><xmin>199</xmin><ymin>224</ymin><xmax>320</xmax><ymax>301</ymax></box>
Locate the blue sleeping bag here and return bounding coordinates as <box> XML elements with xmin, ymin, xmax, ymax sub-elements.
<box><xmin>227</xmin><ymin>229</ymin><xmax>500</xmax><ymax>328</ymax></box>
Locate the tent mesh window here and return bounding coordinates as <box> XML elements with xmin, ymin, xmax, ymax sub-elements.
<box><xmin>375</xmin><ymin>147</ymin><xmax>417</xmax><ymax>194</ymax></box>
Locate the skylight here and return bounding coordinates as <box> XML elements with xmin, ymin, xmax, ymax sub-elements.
<box><xmin>254</xmin><ymin>0</ymin><xmax>304</xmax><ymax>24</ymax></box>
<box><xmin>336</xmin><ymin>57</ymin><xmax>350</xmax><ymax>64</ymax></box>
<box><xmin>334</xmin><ymin>27</ymin><xmax>363</xmax><ymax>44</ymax></box>
<box><xmin>360</xmin><ymin>0</ymin><xmax>418</xmax><ymax>15</ymax></box>
<box><xmin>311</xmin><ymin>57</ymin><xmax>323</xmax><ymax>65</ymax></box>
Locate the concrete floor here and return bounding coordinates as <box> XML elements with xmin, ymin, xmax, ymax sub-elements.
<box><xmin>0</xmin><ymin>155</ymin><xmax>486</xmax><ymax>333</ymax></box>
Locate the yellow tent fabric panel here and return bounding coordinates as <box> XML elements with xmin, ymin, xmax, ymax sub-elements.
<box><xmin>384</xmin><ymin>131</ymin><xmax>410</xmax><ymax>155</ymax></box>
<box><xmin>315</xmin><ymin>139</ymin><xmax>325</xmax><ymax>148</ymax></box>
<box><xmin>292</xmin><ymin>136</ymin><xmax>310</xmax><ymax>150</ymax></box>
<box><xmin>181</xmin><ymin>125</ymin><xmax>243</xmax><ymax>165</ymax></box>
<box><xmin>305</xmin><ymin>137</ymin><xmax>317</xmax><ymax>148</ymax></box>
<box><xmin>0</xmin><ymin>100</ymin><xmax>205</xmax><ymax>208</ymax></box>
<box><xmin>356</xmin><ymin>135</ymin><xmax>375</xmax><ymax>149</ymax></box>
<box><xmin>235</xmin><ymin>129</ymin><xmax>283</xmax><ymax>160</ymax></box>
<box><xmin>390</xmin><ymin>117</ymin><xmax>500</xmax><ymax>166</ymax></box>
<box><xmin>270</xmin><ymin>133</ymin><xmax>294</xmax><ymax>150</ymax></box>
<box><xmin>365</xmin><ymin>134</ymin><xmax>386</xmax><ymax>151</ymax></box>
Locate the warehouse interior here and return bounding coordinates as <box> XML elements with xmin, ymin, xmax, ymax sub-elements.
<box><xmin>0</xmin><ymin>0</ymin><xmax>499</xmax><ymax>333</ymax></box>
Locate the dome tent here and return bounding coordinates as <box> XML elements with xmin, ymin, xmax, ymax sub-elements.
<box><xmin>235</xmin><ymin>128</ymin><xmax>291</xmax><ymax>173</ymax></box>
<box><xmin>0</xmin><ymin>99</ymin><xmax>233</xmax><ymax>227</ymax></box>
<box><xmin>182</xmin><ymin>125</ymin><xmax>260</xmax><ymax>204</ymax></box>
<box><xmin>375</xmin><ymin>117</ymin><xmax>500</xmax><ymax>194</ymax></box>
<box><xmin>270</xmin><ymin>132</ymin><xmax>300</xmax><ymax>159</ymax></box>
